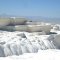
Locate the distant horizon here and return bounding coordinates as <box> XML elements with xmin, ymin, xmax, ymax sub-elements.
<box><xmin>0</xmin><ymin>14</ymin><xmax>60</xmax><ymax>24</ymax></box>
<box><xmin>0</xmin><ymin>13</ymin><xmax>60</xmax><ymax>19</ymax></box>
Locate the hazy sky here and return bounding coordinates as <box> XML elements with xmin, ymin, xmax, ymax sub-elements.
<box><xmin>0</xmin><ymin>0</ymin><xmax>60</xmax><ymax>18</ymax></box>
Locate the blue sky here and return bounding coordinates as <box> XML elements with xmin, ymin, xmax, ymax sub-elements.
<box><xmin>0</xmin><ymin>0</ymin><xmax>60</xmax><ymax>18</ymax></box>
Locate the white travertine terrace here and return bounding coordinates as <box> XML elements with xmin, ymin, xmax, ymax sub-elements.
<box><xmin>0</xmin><ymin>18</ymin><xmax>60</xmax><ymax>60</ymax></box>
<box><xmin>0</xmin><ymin>18</ymin><xmax>52</xmax><ymax>34</ymax></box>
<box><xmin>0</xmin><ymin>31</ymin><xmax>56</xmax><ymax>57</ymax></box>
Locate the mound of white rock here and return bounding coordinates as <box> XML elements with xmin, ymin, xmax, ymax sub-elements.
<box><xmin>0</xmin><ymin>31</ymin><xmax>57</xmax><ymax>57</ymax></box>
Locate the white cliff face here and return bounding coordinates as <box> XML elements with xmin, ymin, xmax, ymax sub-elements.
<box><xmin>0</xmin><ymin>31</ymin><xmax>57</xmax><ymax>57</ymax></box>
